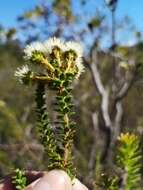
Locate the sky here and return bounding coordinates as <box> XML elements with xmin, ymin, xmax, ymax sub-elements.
<box><xmin>0</xmin><ymin>0</ymin><xmax>39</xmax><ymax>27</ymax></box>
<box><xmin>0</xmin><ymin>0</ymin><xmax>143</xmax><ymax>44</ymax></box>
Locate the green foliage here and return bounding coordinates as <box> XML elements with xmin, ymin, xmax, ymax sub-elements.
<box><xmin>117</xmin><ymin>133</ymin><xmax>142</xmax><ymax>190</ymax></box>
<box><xmin>6</xmin><ymin>28</ymin><xmax>16</xmax><ymax>40</ymax></box>
<box><xmin>116</xmin><ymin>46</ymin><xmax>130</xmax><ymax>58</ymax></box>
<box><xmin>135</xmin><ymin>31</ymin><xmax>142</xmax><ymax>40</ymax></box>
<box><xmin>2</xmin><ymin>1</ymin><xmax>143</xmax><ymax>187</ymax></box>
<box><xmin>88</xmin><ymin>15</ymin><xmax>105</xmax><ymax>31</ymax></box>
<box><xmin>95</xmin><ymin>133</ymin><xmax>142</xmax><ymax>190</ymax></box>
<box><xmin>34</xmin><ymin>74</ymin><xmax>76</xmax><ymax>177</ymax></box>
<box><xmin>53</xmin><ymin>0</ymin><xmax>74</xmax><ymax>21</ymax></box>
<box><xmin>0</xmin><ymin>150</ymin><xmax>14</xmax><ymax>175</ymax></box>
<box><xmin>18</xmin><ymin>5</ymin><xmax>44</xmax><ymax>20</ymax></box>
<box><xmin>53</xmin><ymin>73</ymin><xmax>76</xmax><ymax>177</ymax></box>
<box><xmin>1</xmin><ymin>39</ymin><xmax>143</xmax><ymax>188</ymax></box>
<box><xmin>12</xmin><ymin>169</ymin><xmax>27</xmax><ymax>190</ymax></box>
<box><xmin>97</xmin><ymin>174</ymin><xmax>118</xmax><ymax>190</ymax></box>
<box><xmin>35</xmin><ymin>82</ymin><xmax>62</xmax><ymax>170</ymax></box>
<box><xmin>0</xmin><ymin>100</ymin><xmax>23</xmax><ymax>143</ymax></box>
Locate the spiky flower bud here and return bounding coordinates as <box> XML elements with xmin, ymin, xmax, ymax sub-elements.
<box><xmin>14</xmin><ymin>65</ymin><xmax>32</xmax><ymax>84</ymax></box>
<box><xmin>22</xmin><ymin>37</ymin><xmax>84</xmax><ymax>80</ymax></box>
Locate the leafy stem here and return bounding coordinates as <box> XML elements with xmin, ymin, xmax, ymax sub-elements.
<box><xmin>54</xmin><ymin>72</ymin><xmax>76</xmax><ymax>177</ymax></box>
<box><xmin>12</xmin><ymin>169</ymin><xmax>27</xmax><ymax>190</ymax></box>
<box><xmin>35</xmin><ymin>82</ymin><xmax>62</xmax><ymax>170</ymax></box>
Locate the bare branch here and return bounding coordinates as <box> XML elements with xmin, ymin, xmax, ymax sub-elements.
<box><xmin>85</xmin><ymin>49</ymin><xmax>112</xmax><ymax>129</ymax></box>
<box><xmin>101</xmin><ymin>89</ymin><xmax>112</xmax><ymax>128</ymax></box>
<box><xmin>116</xmin><ymin>64</ymin><xmax>137</xmax><ymax>101</ymax></box>
<box><xmin>90</xmin><ymin>61</ymin><xmax>105</xmax><ymax>96</ymax></box>
<box><xmin>113</xmin><ymin>101</ymin><xmax>123</xmax><ymax>140</ymax></box>
<box><xmin>116</xmin><ymin>80</ymin><xmax>134</xmax><ymax>100</ymax></box>
<box><xmin>90</xmin><ymin>49</ymin><xmax>106</xmax><ymax>96</ymax></box>
<box><xmin>114</xmin><ymin>102</ymin><xmax>123</xmax><ymax>128</ymax></box>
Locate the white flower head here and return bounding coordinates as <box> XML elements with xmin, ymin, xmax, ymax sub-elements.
<box><xmin>65</xmin><ymin>41</ymin><xmax>84</xmax><ymax>78</ymax></box>
<box><xmin>65</xmin><ymin>41</ymin><xmax>83</xmax><ymax>58</ymax></box>
<box><xmin>22</xmin><ymin>38</ymin><xmax>85</xmax><ymax>79</ymax></box>
<box><xmin>44</xmin><ymin>37</ymin><xmax>65</xmax><ymax>53</ymax></box>
<box><xmin>75</xmin><ymin>57</ymin><xmax>85</xmax><ymax>79</ymax></box>
<box><xmin>24</xmin><ymin>41</ymin><xmax>45</xmax><ymax>60</ymax></box>
<box><xmin>14</xmin><ymin>65</ymin><xmax>31</xmax><ymax>83</ymax></box>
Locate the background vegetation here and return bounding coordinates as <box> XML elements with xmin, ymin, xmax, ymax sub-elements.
<box><xmin>1</xmin><ymin>0</ymin><xmax>143</xmax><ymax>189</ymax></box>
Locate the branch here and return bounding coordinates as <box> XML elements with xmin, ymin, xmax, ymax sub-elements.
<box><xmin>113</xmin><ymin>101</ymin><xmax>123</xmax><ymax>140</ymax></box>
<box><xmin>116</xmin><ymin>78</ymin><xmax>134</xmax><ymax>100</ymax></box>
<box><xmin>116</xmin><ymin>62</ymin><xmax>137</xmax><ymax>101</ymax></box>
<box><xmin>102</xmin><ymin>89</ymin><xmax>113</xmax><ymax>128</ymax></box>
<box><xmin>90</xmin><ymin>51</ymin><xmax>105</xmax><ymax>96</ymax></box>
<box><xmin>91</xmin><ymin>64</ymin><xmax>112</xmax><ymax>127</ymax></box>
<box><xmin>85</xmin><ymin>49</ymin><xmax>112</xmax><ymax>129</ymax></box>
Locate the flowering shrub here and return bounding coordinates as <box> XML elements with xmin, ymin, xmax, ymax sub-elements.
<box><xmin>14</xmin><ymin>37</ymin><xmax>84</xmax><ymax>189</ymax></box>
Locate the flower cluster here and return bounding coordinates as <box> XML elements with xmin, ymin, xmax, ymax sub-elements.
<box><xmin>14</xmin><ymin>65</ymin><xmax>33</xmax><ymax>84</ymax></box>
<box><xmin>15</xmin><ymin>37</ymin><xmax>84</xmax><ymax>84</ymax></box>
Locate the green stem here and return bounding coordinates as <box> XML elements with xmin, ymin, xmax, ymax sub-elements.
<box><xmin>55</xmin><ymin>75</ymin><xmax>76</xmax><ymax>177</ymax></box>
<box><xmin>35</xmin><ymin>82</ymin><xmax>62</xmax><ymax>170</ymax></box>
<box><xmin>12</xmin><ymin>169</ymin><xmax>27</xmax><ymax>190</ymax></box>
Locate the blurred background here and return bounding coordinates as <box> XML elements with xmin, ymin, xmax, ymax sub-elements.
<box><xmin>1</xmin><ymin>0</ymin><xmax>143</xmax><ymax>188</ymax></box>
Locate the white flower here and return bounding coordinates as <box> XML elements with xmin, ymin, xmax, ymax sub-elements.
<box><xmin>24</xmin><ymin>41</ymin><xmax>45</xmax><ymax>60</ymax></box>
<box><xmin>65</xmin><ymin>41</ymin><xmax>83</xmax><ymax>58</ymax></box>
<box><xmin>75</xmin><ymin>57</ymin><xmax>85</xmax><ymax>79</ymax></box>
<box><xmin>14</xmin><ymin>65</ymin><xmax>31</xmax><ymax>83</ymax></box>
<box><xmin>44</xmin><ymin>37</ymin><xmax>65</xmax><ymax>53</ymax></box>
<box><xmin>22</xmin><ymin>37</ymin><xmax>85</xmax><ymax>79</ymax></box>
<box><xmin>65</xmin><ymin>41</ymin><xmax>84</xmax><ymax>78</ymax></box>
